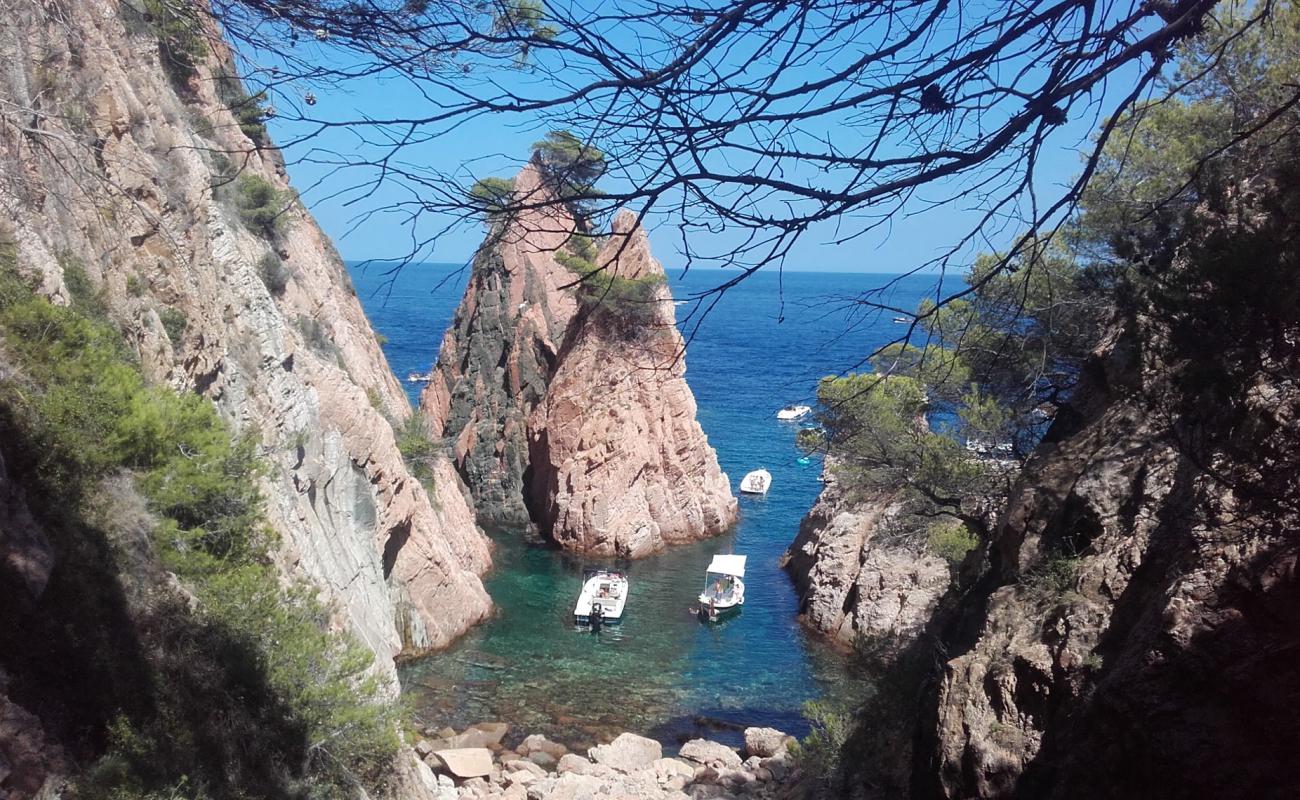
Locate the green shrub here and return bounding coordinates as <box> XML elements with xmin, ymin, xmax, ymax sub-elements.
<box><xmin>927</xmin><ymin>521</ymin><xmax>979</xmax><ymax>566</ymax></box>
<box><xmin>257</xmin><ymin>252</ymin><xmax>289</xmax><ymax>295</ymax></box>
<box><xmin>142</xmin><ymin>0</ymin><xmax>206</xmax><ymax>85</ymax></box>
<box><xmin>0</xmin><ymin>262</ymin><xmax>402</xmax><ymax>798</ymax></box>
<box><xmin>215</xmin><ymin>71</ymin><xmax>271</xmax><ymax>144</ymax></box>
<box><xmin>788</xmin><ymin>699</ymin><xmax>852</xmax><ymax>786</ymax></box>
<box><xmin>158</xmin><ymin>307</ymin><xmax>187</xmax><ymax>344</ymax></box>
<box><xmin>468</xmin><ymin>176</ymin><xmax>515</xmax><ymax>216</ymax></box>
<box><xmin>1024</xmin><ymin>554</ymin><xmax>1082</xmax><ymax>597</ymax></box>
<box><xmin>396</xmin><ymin>415</ymin><xmax>436</xmax><ymax>487</ymax></box>
<box><xmin>233</xmin><ymin>174</ymin><xmax>288</xmax><ymax>238</ymax></box>
<box><xmin>555</xmin><ymin>247</ymin><xmax>664</xmax><ymax>335</ymax></box>
<box><xmin>126</xmin><ymin>274</ymin><xmax>146</xmax><ymax>297</ymax></box>
<box><xmin>375</xmin><ymin>332</ymin><xmax>389</xmax><ymax>347</ymax></box>
<box><xmin>60</xmin><ymin>252</ymin><xmax>107</xmax><ymax>318</ymax></box>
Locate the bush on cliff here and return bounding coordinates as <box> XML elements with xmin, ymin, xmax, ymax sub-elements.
<box><xmin>556</xmin><ymin>246</ymin><xmax>664</xmax><ymax>336</ymax></box>
<box><xmin>0</xmin><ymin>266</ymin><xmax>400</xmax><ymax>799</ymax></box>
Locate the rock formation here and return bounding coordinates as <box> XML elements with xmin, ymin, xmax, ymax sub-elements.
<box><xmin>422</xmin><ymin>166</ymin><xmax>736</xmax><ymax>556</ymax></box>
<box><xmin>0</xmin><ymin>0</ymin><xmax>489</xmax><ymax>671</ymax></box>
<box><xmin>899</xmin><ymin>175</ymin><xmax>1300</xmax><ymax>799</ymax></box>
<box><xmin>782</xmin><ymin>467</ymin><xmax>950</xmax><ymax>646</ymax></box>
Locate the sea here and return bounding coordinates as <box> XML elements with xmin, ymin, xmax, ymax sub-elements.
<box><xmin>347</xmin><ymin>262</ymin><xmax>949</xmax><ymax>750</ymax></box>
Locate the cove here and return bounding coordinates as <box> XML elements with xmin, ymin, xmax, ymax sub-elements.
<box><xmin>350</xmin><ymin>263</ymin><xmax>944</xmax><ymax>749</ymax></box>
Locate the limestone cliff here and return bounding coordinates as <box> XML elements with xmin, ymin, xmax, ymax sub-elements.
<box><xmin>782</xmin><ymin>468</ymin><xmax>949</xmax><ymax>646</ymax></box>
<box><xmin>0</xmin><ymin>0</ymin><xmax>490</xmax><ymax>668</ymax></box>
<box><xmin>422</xmin><ymin>166</ymin><xmax>736</xmax><ymax>556</ymax></box>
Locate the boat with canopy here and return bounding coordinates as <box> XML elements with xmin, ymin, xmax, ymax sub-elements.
<box><xmin>697</xmin><ymin>554</ymin><xmax>746</xmax><ymax>622</ymax></box>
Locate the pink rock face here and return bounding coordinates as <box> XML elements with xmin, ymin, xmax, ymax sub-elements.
<box><xmin>0</xmin><ymin>0</ymin><xmax>490</xmax><ymax>673</ymax></box>
<box><xmin>423</xmin><ymin>170</ymin><xmax>736</xmax><ymax>554</ymax></box>
<box><xmin>527</xmin><ymin>215</ymin><xmax>737</xmax><ymax>556</ymax></box>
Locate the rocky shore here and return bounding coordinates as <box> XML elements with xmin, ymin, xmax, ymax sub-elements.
<box><xmin>409</xmin><ymin>724</ymin><xmax>800</xmax><ymax>800</ymax></box>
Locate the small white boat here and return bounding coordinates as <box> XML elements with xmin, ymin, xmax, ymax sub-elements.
<box><xmin>697</xmin><ymin>554</ymin><xmax>746</xmax><ymax>622</ymax></box>
<box><xmin>892</xmin><ymin>316</ymin><xmax>909</xmax><ymax>324</ymax></box>
<box><xmin>406</xmin><ymin>371</ymin><xmax>432</xmax><ymax>383</ymax></box>
<box><xmin>573</xmin><ymin>569</ymin><xmax>628</xmax><ymax>628</ymax></box>
<box><xmin>776</xmin><ymin>404</ymin><xmax>811</xmax><ymax>421</ymax></box>
<box><xmin>739</xmin><ymin>469</ymin><xmax>771</xmax><ymax>495</ymax></box>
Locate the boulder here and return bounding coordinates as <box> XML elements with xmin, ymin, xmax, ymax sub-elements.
<box><xmin>503</xmin><ymin>758</ymin><xmax>548</xmax><ymax>778</ymax></box>
<box><xmin>678</xmin><ymin>739</ymin><xmax>742</xmax><ymax>770</ymax></box>
<box><xmin>527</xmin><ymin>750</ymin><xmax>559</xmax><ymax>770</ymax></box>
<box><xmin>587</xmin><ymin>732</ymin><xmax>663</xmax><ymax>774</ymax></box>
<box><xmin>644</xmin><ymin>757</ymin><xmax>697</xmax><ymax>787</ymax></box>
<box><xmin>518</xmin><ymin>733</ymin><xmax>570</xmax><ymax>760</ymax></box>
<box><xmin>470</xmin><ymin>721</ymin><xmax>511</xmax><ymax>746</ymax></box>
<box><xmin>414</xmin><ymin>738</ymin><xmax>435</xmax><ymax>758</ymax></box>
<box><xmin>742</xmin><ymin>727</ymin><xmax>793</xmax><ymax>759</ymax></box>
<box><xmin>433</xmin><ymin>747</ymin><xmax>494</xmax><ymax>778</ymax></box>
<box><xmin>527</xmin><ymin>772</ymin><xmax>604</xmax><ymax>800</ymax></box>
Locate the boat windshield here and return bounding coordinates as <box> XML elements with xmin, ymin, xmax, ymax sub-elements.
<box><xmin>702</xmin><ymin>572</ymin><xmax>738</xmax><ymax>600</ymax></box>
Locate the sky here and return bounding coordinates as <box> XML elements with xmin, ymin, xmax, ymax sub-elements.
<box><xmin>253</xmin><ymin>4</ymin><xmax>1145</xmax><ymax>275</ymax></box>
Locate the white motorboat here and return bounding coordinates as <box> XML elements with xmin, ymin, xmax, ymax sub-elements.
<box><xmin>406</xmin><ymin>370</ymin><xmax>432</xmax><ymax>383</ymax></box>
<box><xmin>697</xmin><ymin>554</ymin><xmax>746</xmax><ymax>621</ymax></box>
<box><xmin>776</xmin><ymin>404</ymin><xmax>811</xmax><ymax>421</ymax></box>
<box><xmin>739</xmin><ymin>469</ymin><xmax>771</xmax><ymax>495</ymax></box>
<box><xmin>573</xmin><ymin>569</ymin><xmax>628</xmax><ymax>628</ymax></box>
<box><xmin>892</xmin><ymin>316</ymin><xmax>909</xmax><ymax>324</ymax></box>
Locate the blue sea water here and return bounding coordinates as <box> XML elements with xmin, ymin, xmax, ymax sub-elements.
<box><xmin>348</xmin><ymin>263</ymin><xmax>946</xmax><ymax>749</ymax></box>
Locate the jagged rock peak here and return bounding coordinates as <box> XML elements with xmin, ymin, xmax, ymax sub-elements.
<box><xmin>422</xmin><ymin>169</ymin><xmax>736</xmax><ymax>555</ymax></box>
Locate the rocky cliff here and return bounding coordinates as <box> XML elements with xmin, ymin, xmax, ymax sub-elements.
<box><xmin>0</xmin><ymin>0</ymin><xmax>490</xmax><ymax>668</ymax></box>
<box><xmin>783</xmin><ymin>468</ymin><xmax>950</xmax><ymax>647</ymax></box>
<box><xmin>903</xmin><ymin>176</ymin><xmax>1300</xmax><ymax>799</ymax></box>
<box><xmin>422</xmin><ymin>166</ymin><xmax>736</xmax><ymax>556</ymax></box>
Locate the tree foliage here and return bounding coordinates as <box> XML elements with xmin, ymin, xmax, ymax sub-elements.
<box><xmin>0</xmin><ymin>266</ymin><xmax>401</xmax><ymax>798</ymax></box>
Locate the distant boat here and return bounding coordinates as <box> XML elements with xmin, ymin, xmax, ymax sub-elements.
<box><xmin>892</xmin><ymin>316</ymin><xmax>909</xmax><ymax>324</ymax></box>
<box><xmin>739</xmin><ymin>469</ymin><xmax>771</xmax><ymax>495</ymax></box>
<box><xmin>697</xmin><ymin>554</ymin><xmax>746</xmax><ymax>622</ymax></box>
<box><xmin>407</xmin><ymin>371</ymin><xmax>432</xmax><ymax>383</ymax></box>
<box><xmin>797</xmin><ymin>456</ymin><xmax>813</xmax><ymax>466</ymax></box>
<box><xmin>573</xmin><ymin>569</ymin><xmax>628</xmax><ymax>630</ymax></box>
<box><xmin>776</xmin><ymin>404</ymin><xmax>811</xmax><ymax>421</ymax></box>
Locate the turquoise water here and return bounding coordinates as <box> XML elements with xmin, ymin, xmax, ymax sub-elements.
<box><xmin>348</xmin><ymin>263</ymin><xmax>944</xmax><ymax>749</ymax></box>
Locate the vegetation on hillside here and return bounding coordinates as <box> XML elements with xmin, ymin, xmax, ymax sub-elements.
<box><xmin>0</xmin><ymin>264</ymin><xmax>400</xmax><ymax>799</ymax></box>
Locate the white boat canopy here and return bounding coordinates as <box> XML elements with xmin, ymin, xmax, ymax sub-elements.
<box><xmin>706</xmin><ymin>554</ymin><xmax>747</xmax><ymax>578</ymax></box>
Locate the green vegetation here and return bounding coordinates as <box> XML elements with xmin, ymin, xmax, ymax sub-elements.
<box><xmin>257</xmin><ymin>252</ymin><xmax>290</xmax><ymax>295</ymax></box>
<box><xmin>234</xmin><ymin>174</ymin><xmax>289</xmax><ymax>238</ymax></box>
<box><xmin>927</xmin><ymin>521</ymin><xmax>979</xmax><ymax>566</ymax></box>
<box><xmin>788</xmin><ymin>699</ymin><xmax>853</xmax><ymax>786</ymax></box>
<box><xmin>0</xmin><ymin>264</ymin><xmax>400</xmax><ymax>798</ymax></box>
<box><xmin>215</xmin><ymin>71</ymin><xmax>272</xmax><ymax>145</ymax></box>
<box><xmin>142</xmin><ymin>0</ymin><xmax>206</xmax><ymax>85</ymax></box>
<box><xmin>468</xmin><ymin>176</ymin><xmax>515</xmax><ymax>216</ymax></box>
<box><xmin>1023</xmin><ymin>555</ymin><xmax>1081</xmax><ymax>598</ymax></box>
<box><xmin>126</xmin><ymin>274</ymin><xmax>146</xmax><ymax>297</ymax></box>
<box><xmin>396</xmin><ymin>415</ymin><xmax>437</xmax><ymax>488</ymax></box>
<box><xmin>493</xmin><ymin>0</ymin><xmax>559</xmax><ymax>39</ymax></box>
<box><xmin>158</xmin><ymin>306</ymin><xmax>187</xmax><ymax>344</ymax></box>
<box><xmin>60</xmin><ymin>252</ymin><xmax>108</xmax><ymax>318</ymax></box>
<box><xmin>555</xmin><ymin>246</ymin><xmax>664</xmax><ymax>336</ymax></box>
<box><xmin>532</xmin><ymin>130</ymin><xmax>605</xmax><ymax>217</ymax></box>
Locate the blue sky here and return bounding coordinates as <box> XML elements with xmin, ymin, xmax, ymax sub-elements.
<box><xmin>255</xmin><ymin>7</ymin><xmax>1141</xmax><ymax>275</ymax></box>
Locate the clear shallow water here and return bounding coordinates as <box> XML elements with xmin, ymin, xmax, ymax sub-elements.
<box><xmin>348</xmin><ymin>263</ymin><xmax>945</xmax><ymax>749</ymax></box>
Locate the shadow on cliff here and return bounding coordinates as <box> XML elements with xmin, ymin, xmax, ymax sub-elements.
<box><xmin>0</xmin><ymin>406</ymin><xmax>311</xmax><ymax>797</ymax></box>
